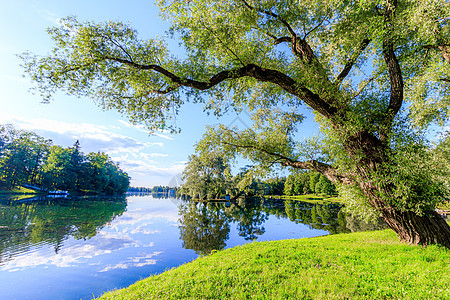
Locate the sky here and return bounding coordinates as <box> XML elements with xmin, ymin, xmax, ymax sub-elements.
<box><xmin>0</xmin><ymin>0</ymin><xmax>319</xmax><ymax>187</ymax></box>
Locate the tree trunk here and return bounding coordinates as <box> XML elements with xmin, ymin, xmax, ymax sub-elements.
<box><xmin>380</xmin><ymin>207</ymin><xmax>450</xmax><ymax>248</ymax></box>
<box><xmin>343</xmin><ymin>130</ymin><xmax>450</xmax><ymax>249</ymax></box>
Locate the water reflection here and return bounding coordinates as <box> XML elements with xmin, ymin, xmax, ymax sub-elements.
<box><xmin>0</xmin><ymin>196</ymin><xmax>127</xmax><ymax>266</ymax></box>
<box><xmin>0</xmin><ymin>195</ymin><xmax>389</xmax><ymax>300</ymax></box>
<box><xmin>179</xmin><ymin>202</ymin><xmax>230</xmax><ymax>255</ymax></box>
<box><xmin>178</xmin><ymin>198</ymin><xmax>387</xmax><ymax>255</ymax></box>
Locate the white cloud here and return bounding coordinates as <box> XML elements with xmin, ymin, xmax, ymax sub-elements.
<box><xmin>142</xmin><ymin>153</ymin><xmax>169</xmax><ymax>158</ymax></box>
<box><xmin>1</xmin><ymin>234</ymin><xmax>134</xmax><ymax>271</ymax></box>
<box><xmin>0</xmin><ymin>115</ymin><xmax>147</xmax><ymax>154</ymax></box>
<box><xmin>150</xmin><ymin>132</ymin><xmax>174</xmax><ymax>140</ymax></box>
<box><xmin>33</xmin><ymin>7</ymin><xmax>61</xmax><ymax>27</ymax></box>
<box><xmin>119</xmin><ymin>120</ymin><xmax>174</xmax><ymax>140</ymax></box>
<box><xmin>145</xmin><ymin>141</ymin><xmax>164</xmax><ymax>147</ymax></box>
<box><xmin>98</xmin><ymin>252</ymin><xmax>162</xmax><ymax>272</ymax></box>
<box><xmin>112</xmin><ymin>155</ymin><xmax>185</xmax><ymax>177</ymax></box>
<box><xmin>118</xmin><ymin>120</ymin><xmax>148</xmax><ymax>133</ymax></box>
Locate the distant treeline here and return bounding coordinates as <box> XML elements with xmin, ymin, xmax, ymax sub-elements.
<box><xmin>180</xmin><ymin>154</ymin><xmax>337</xmax><ymax>200</ymax></box>
<box><xmin>128</xmin><ymin>185</ymin><xmax>176</xmax><ymax>193</ymax></box>
<box><xmin>0</xmin><ymin>124</ymin><xmax>130</xmax><ymax>194</ymax></box>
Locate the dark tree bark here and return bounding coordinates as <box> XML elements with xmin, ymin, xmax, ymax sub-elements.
<box><xmin>381</xmin><ymin>208</ymin><xmax>450</xmax><ymax>247</ymax></box>
<box><xmin>342</xmin><ymin>130</ymin><xmax>450</xmax><ymax>248</ymax></box>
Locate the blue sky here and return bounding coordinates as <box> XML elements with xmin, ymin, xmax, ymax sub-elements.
<box><xmin>0</xmin><ymin>0</ymin><xmax>319</xmax><ymax>187</ymax></box>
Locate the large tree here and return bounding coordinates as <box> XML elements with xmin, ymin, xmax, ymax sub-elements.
<box><xmin>0</xmin><ymin>125</ymin><xmax>51</xmax><ymax>189</ymax></box>
<box><xmin>181</xmin><ymin>154</ymin><xmax>232</xmax><ymax>199</ymax></box>
<box><xmin>21</xmin><ymin>0</ymin><xmax>450</xmax><ymax>247</ymax></box>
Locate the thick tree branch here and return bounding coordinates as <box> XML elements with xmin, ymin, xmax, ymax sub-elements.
<box><xmin>280</xmin><ymin>160</ymin><xmax>353</xmax><ymax>184</ymax></box>
<box><xmin>273</xmin><ymin>36</ymin><xmax>292</xmax><ymax>45</ymax></box>
<box><xmin>335</xmin><ymin>38</ymin><xmax>371</xmax><ymax>84</ymax></box>
<box><xmin>239</xmin><ymin>0</ymin><xmax>330</xmax><ymax>90</ymax></box>
<box><xmin>380</xmin><ymin>1</ymin><xmax>403</xmax><ymax>141</ymax></box>
<box><xmin>102</xmin><ymin>56</ymin><xmax>337</xmax><ymax>118</ymax></box>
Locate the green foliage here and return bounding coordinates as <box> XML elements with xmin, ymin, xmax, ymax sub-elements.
<box><xmin>309</xmin><ymin>172</ymin><xmax>321</xmax><ymax>194</ymax></box>
<box><xmin>151</xmin><ymin>186</ymin><xmax>171</xmax><ymax>193</ymax></box>
<box><xmin>0</xmin><ymin>125</ymin><xmax>51</xmax><ymax>189</ymax></box>
<box><xmin>0</xmin><ymin>124</ymin><xmax>129</xmax><ymax>194</ymax></box>
<box><xmin>283</xmin><ymin>171</ymin><xmax>335</xmax><ymax>197</ymax></box>
<box><xmin>181</xmin><ymin>154</ymin><xmax>232</xmax><ymax>199</ymax></box>
<box><xmin>262</xmin><ymin>176</ymin><xmax>285</xmax><ymax>195</ymax></box>
<box><xmin>283</xmin><ymin>174</ymin><xmax>294</xmax><ymax>196</ymax></box>
<box><xmin>315</xmin><ymin>174</ymin><xmax>336</xmax><ymax>195</ymax></box>
<box><xmin>181</xmin><ymin>155</ymin><xmax>277</xmax><ymax>199</ymax></box>
<box><xmin>338</xmin><ymin>183</ymin><xmax>379</xmax><ymax>222</ymax></box>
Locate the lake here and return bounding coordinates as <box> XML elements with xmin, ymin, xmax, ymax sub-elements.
<box><xmin>0</xmin><ymin>194</ymin><xmax>385</xmax><ymax>300</ymax></box>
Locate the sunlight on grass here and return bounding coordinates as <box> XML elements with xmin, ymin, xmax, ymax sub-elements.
<box><xmin>98</xmin><ymin>230</ymin><xmax>450</xmax><ymax>299</ymax></box>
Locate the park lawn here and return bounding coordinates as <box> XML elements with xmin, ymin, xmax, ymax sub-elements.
<box><xmin>98</xmin><ymin>230</ymin><xmax>450</xmax><ymax>300</ymax></box>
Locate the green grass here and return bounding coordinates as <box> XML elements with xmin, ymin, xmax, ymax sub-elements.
<box><xmin>0</xmin><ymin>186</ymin><xmax>43</xmax><ymax>195</ymax></box>
<box><xmin>98</xmin><ymin>230</ymin><xmax>450</xmax><ymax>299</ymax></box>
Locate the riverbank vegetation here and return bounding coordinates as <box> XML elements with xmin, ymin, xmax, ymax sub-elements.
<box><xmin>0</xmin><ymin>124</ymin><xmax>130</xmax><ymax>195</ymax></box>
<box><xmin>98</xmin><ymin>230</ymin><xmax>450</xmax><ymax>299</ymax></box>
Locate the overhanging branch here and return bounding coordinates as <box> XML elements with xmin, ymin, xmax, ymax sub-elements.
<box><xmin>101</xmin><ymin>56</ymin><xmax>337</xmax><ymax>118</ymax></box>
<box><xmin>222</xmin><ymin>140</ymin><xmax>353</xmax><ymax>184</ymax></box>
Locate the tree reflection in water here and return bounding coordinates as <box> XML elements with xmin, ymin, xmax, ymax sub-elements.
<box><xmin>0</xmin><ymin>196</ymin><xmax>127</xmax><ymax>265</ymax></box>
<box><xmin>178</xmin><ymin>202</ymin><xmax>230</xmax><ymax>256</ymax></box>
<box><xmin>178</xmin><ymin>198</ymin><xmax>387</xmax><ymax>255</ymax></box>
<box><xmin>224</xmin><ymin>198</ymin><xmax>268</xmax><ymax>240</ymax></box>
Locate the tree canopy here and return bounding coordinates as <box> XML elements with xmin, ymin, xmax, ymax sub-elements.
<box><xmin>21</xmin><ymin>0</ymin><xmax>450</xmax><ymax>247</ymax></box>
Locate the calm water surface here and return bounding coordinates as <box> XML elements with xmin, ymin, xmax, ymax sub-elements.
<box><xmin>0</xmin><ymin>194</ymin><xmax>384</xmax><ymax>299</ymax></box>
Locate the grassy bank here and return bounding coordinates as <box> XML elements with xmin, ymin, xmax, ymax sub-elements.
<box><xmin>98</xmin><ymin>230</ymin><xmax>450</xmax><ymax>299</ymax></box>
<box><xmin>0</xmin><ymin>186</ymin><xmax>44</xmax><ymax>195</ymax></box>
